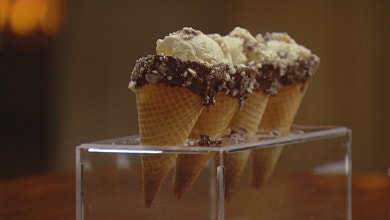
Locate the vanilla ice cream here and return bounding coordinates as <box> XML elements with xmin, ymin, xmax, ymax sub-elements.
<box><xmin>259</xmin><ymin>32</ymin><xmax>314</xmax><ymax>66</ymax></box>
<box><xmin>226</xmin><ymin>27</ymin><xmax>272</xmax><ymax>62</ymax></box>
<box><xmin>221</xmin><ymin>35</ymin><xmax>247</xmax><ymax>65</ymax></box>
<box><xmin>156</xmin><ymin>27</ymin><xmax>232</xmax><ymax>65</ymax></box>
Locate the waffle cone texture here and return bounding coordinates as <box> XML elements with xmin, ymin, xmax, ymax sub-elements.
<box><xmin>136</xmin><ymin>84</ymin><xmax>204</xmax><ymax>208</ymax></box>
<box><xmin>173</xmin><ymin>93</ymin><xmax>239</xmax><ymax>200</ymax></box>
<box><xmin>219</xmin><ymin>91</ymin><xmax>270</xmax><ymax>201</ymax></box>
<box><xmin>252</xmin><ymin>83</ymin><xmax>308</xmax><ymax>189</ymax></box>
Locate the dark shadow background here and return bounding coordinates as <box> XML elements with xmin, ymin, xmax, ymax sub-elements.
<box><xmin>1</xmin><ymin>0</ymin><xmax>389</xmax><ymax>180</ymax></box>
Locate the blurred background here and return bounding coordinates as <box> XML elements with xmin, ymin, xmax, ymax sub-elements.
<box><xmin>0</xmin><ymin>0</ymin><xmax>389</xmax><ymax>180</ymax></box>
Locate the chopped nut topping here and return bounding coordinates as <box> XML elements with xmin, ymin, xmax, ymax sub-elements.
<box><xmin>129</xmin><ymin>54</ymin><xmax>318</xmax><ymax>106</ymax></box>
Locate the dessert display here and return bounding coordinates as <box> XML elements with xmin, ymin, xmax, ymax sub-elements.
<box><xmin>129</xmin><ymin>27</ymin><xmax>320</xmax><ymax>208</ymax></box>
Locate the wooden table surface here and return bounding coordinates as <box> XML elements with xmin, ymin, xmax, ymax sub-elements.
<box><xmin>0</xmin><ymin>171</ymin><xmax>389</xmax><ymax>220</ymax></box>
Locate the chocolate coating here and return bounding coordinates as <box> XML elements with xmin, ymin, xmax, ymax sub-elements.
<box><xmin>130</xmin><ymin>55</ymin><xmax>280</xmax><ymax>106</ymax></box>
<box><xmin>279</xmin><ymin>54</ymin><xmax>320</xmax><ymax>86</ymax></box>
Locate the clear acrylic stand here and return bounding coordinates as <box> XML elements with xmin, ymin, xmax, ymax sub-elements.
<box><xmin>76</xmin><ymin>125</ymin><xmax>351</xmax><ymax>220</ymax></box>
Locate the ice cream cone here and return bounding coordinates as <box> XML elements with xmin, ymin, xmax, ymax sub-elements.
<box><xmin>136</xmin><ymin>83</ymin><xmax>204</xmax><ymax>208</ymax></box>
<box><xmin>229</xmin><ymin>92</ymin><xmax>270</xmax><ymax>134</ymax></box>
<box><xmin>190</xmin><ymin>93</ymin><xmax>239</xmax><ymax>139</ymax></box>
<box><xmin>221</xmin><ymin>150</ymin><xmax>252</xmax><ymax>202</ymax></box>
<box><xmin>251</xmin><ymin>145</ymin><xmax>284</xmax><ymax>190</ymax></box>
<box><xmin>252</xmin><ymin>83</ymin><xmax>308</xmax><ymax>190</ymax></box>
<box><xmin>221</xmin><ymin>91</ymin><xmax>269</xmax><ymax>201</ymax></box>
<box><xmin>173</xmin><ymin>154</ymin><xmax>210</xmax><ymax>200</ymax></box>
<box><xmin>173</xmin><ymin>92</ymin><xmax>239</xmax><ymax>199</ymax></box>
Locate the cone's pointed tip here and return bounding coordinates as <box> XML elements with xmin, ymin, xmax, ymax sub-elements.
<box><xmin>225</xmin><ymin>197</ymin><xmax>232</xmax><ymax>204</ymax></box>
<box><xmin>175</xmin><ymin>193</ymin><xmax>185</xmax><ymax>200</ymax></box>
<box><xmin>173</xmin><ymin>187</ymin><xmax>186</xmax><ymax>200</ymax></box>
<box><xmin>251</xmin><ymin>181</ymin><xmax>266</xmax><ymax>191</ymax></box>
<box><xmin>143</xmin><ymin>184</ymin><xmax>160</xmax><ymax>209</ymax></box>
<box><xmin>224</xmin><ymin>193</ymin><xmax>233</xmax><ymax>203</ymax></box>
<box><xmin>144</xmin><ymin>201</ymin><xmax>153</xmax><ymax>209</ymax></box>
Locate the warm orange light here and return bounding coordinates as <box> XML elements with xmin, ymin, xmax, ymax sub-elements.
<box><xmin>2</xmin><ymin>0</ymin><xmax>65</xmax><ymax>36</ymax></box>
<box><xmin>10</xmin><ymin>0</ymin><xmax>42</xmax><ymax>36</ymax></box>
<box><xmin>39</xmin><ymin>0</ymin><xmax>63</xmax><ymax>35</ymax></box>
<box><xmin>0</xmin><ymin>0</ymin><xmax>11</xmax><ymax>29</ymax></box>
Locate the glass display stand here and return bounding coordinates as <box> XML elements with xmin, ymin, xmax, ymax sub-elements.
<box><xmin>76</xmin><ymin>125</ymin><xmax>351</xmax><ymax>220</ymax></box>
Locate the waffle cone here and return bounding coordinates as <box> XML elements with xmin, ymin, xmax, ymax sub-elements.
<box><xmin>220</xmin><ymin>150</ymin><xmax>251</xmax><ymax>202</ymax></box>
<box><xmin>173</xmin><ymin>93</ymin><xmax>239</xmax><ymax>199</ymax></box>
<box><xmin>190</xmin><ymin>93</ymin><xmax>239</xmax><ymax>139</ymax></box>
<box><xmin>136</xmin><ymin>84</ymin><xmax>204</xmax><ymax>208</ymax></box>
<box><xmin>220</xmin><ymin>92</ymin><xmax>269</xmax><ymax>201</ymax></box>
<box><xmin>229</xmin><ymin>92</ymin><xmax>270</xmax><ymax>134</ymax></box>
<box><xmin>173</xmin><ymin>153</ymin><xmax>211</xmax><ymax>200</ymax></box>
<box><xmin>258</xmin><ymin>84</ymin><xmax>307</xmax><ymax>129</ymax></box>
<box><xmin>252</xmin><ymin>83</ymin><xmax>308</xmax><ymax>189</ymax></box>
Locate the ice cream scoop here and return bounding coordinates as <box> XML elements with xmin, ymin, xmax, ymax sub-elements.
<box><xmin>157</xmin><ymin>27</ymin><xmax>232</xmax><ymax>65</ymax></box>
